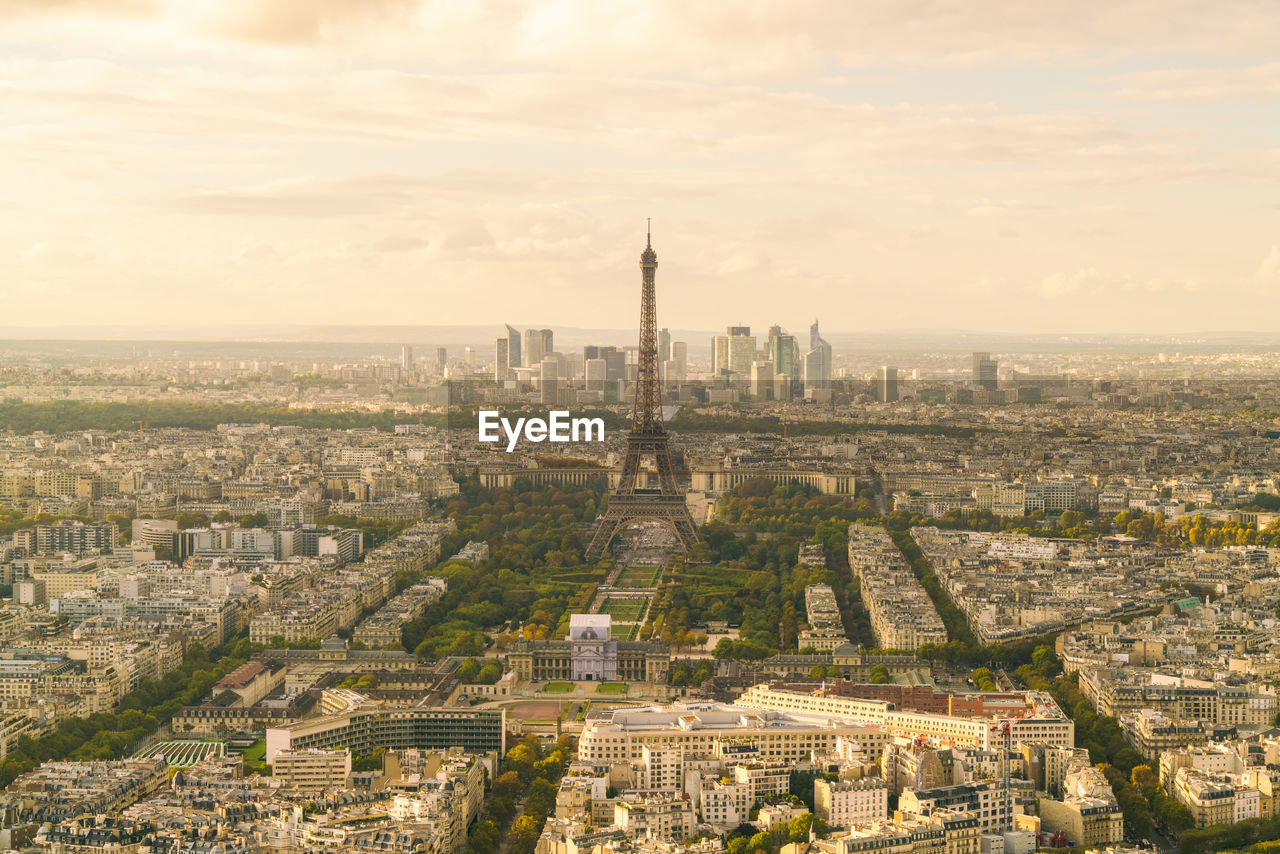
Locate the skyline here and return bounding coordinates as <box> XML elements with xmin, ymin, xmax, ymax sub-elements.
<box><xmin>4</xmin><ymin>1</ymin><xmax>1280</xmax><ymax>333</ymax></box>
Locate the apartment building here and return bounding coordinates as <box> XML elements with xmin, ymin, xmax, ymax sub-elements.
<box><xmin>578</xmin><ymin>704</ymin><xmax>892</xmax><ymax>766</ymax></box>
<box><xmin>816</xmin><ymin>777</ymin><xmax>891</xmax><ymax>827</ymax></box>
<box><xmin>272</xmin><ymin>748</ymin><xmax>352</xmax><ymax>792</ymax></box>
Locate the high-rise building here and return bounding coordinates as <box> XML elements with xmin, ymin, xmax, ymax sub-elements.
<box><xmin>973</xmin><ymin>352</ymin><xmax>998</xmax><ymax>391</ymax></box>
<box><xmin>494</xmin><ymin>338</ymin><xmax>509</xmax><ymax>382</ymax></box>
<box><xmin>525</xmin><ymin>328</ymin><xmax>553</xmax><ymax>368</ymax></box>
<box><xmin>803</xmin><ymin>319</ymin><xmax>832</xmax><ymax>394</ymax></box>
<box><xmin>585</xmin><ymin>345</ymin><xmax>626</xmax><ymax>382</ymax></box>
<box><xmin>436</xmin><ymin>347</ymin><xmax>447</xmax><ymax>369</ymax></box>
<box><xmin>670</xmin><ymin>341</ymin><xmax>687</xmax><ymax>381</ymax></box>
<box><xmin>767</xmin><ymin>326</ymin><xmax>798</xmax><ymax>399</ymax></box>
<box><xmin>658</xmin><ymin>328</ymin><xmax>672</xmax><ymax>362</ymax></box>
<box><xmin>879</xmin><ymin>365</ymin><xmax>899</xmax><ymax>403</ymax></box>
<box><xmin>750</xmin><ymin>361</ymin><xmax>775</xmax><ymax>400</ymax></box>
<box><xmin>585</xmin><ymin>358</ymin><xmax>607</xmax><ymax>390</ymax></box>
<box><xmin>712</xmin><ymin>327</ymin><xmax>755</xmax><ymax>378</ymax></box>
<box><xmin>400</xmin><ymin>346</ymin><xmax>413</xmax><ymax>371</ymax></box>
<box><xmin>504</xmin><ymin>324</ymin><xmax>522</xmax><ymax>368</ymax></box>
<box><xmin>539</xmin><ymin>356</ymin><xmax>560</xmax><ymax>404</ymax></box>
<box><xmin>464</xmin><ymin>346</ymin><xmax>474</xmax><ymax>366</ymax></box>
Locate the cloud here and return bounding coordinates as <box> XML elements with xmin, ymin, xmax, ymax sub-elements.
<box><xmin>7</xmin><ymin>0</ymin><xmax>1280</xmax><ymax>75</ymax></box>
<box><xmin>4</xmin><ymin>1</ymin><xmax>1280</xmax><ymax>332</ymax></box>
<box><xmin>1115</xmin><ymin>61</ymin><xmax>1280</xmax><ymax>102</ymax></box>
<box><xmin>0</xmin><ymin>0</ymin><xmax>158</xmax><ymax>19</ymax></box>
<box><xmin>234</xmin><ymin>243</ymin><xmax>276</xmax><ymax>262</ymax></box>
<box><xmin>374</xmin><ymin>235</ymin><xmax>429</xmax><ymax>253</ymax></box>
<box><xmin>1258</xmin><ymin>246</ymin><xmax>1280</xmax><ymax>282</ymax></box>
<box><xmin>153</xmin><ymin>176</ymin><xmax>429</xmax><ymax>217</ymax></box>
<box><xmin>181</xmin><ymin>0</ymin><xmax>423</xmax><ymax>45</ymax></box>
<box><xmin>1041</xmin><ymin>268</ymin><xmax>1202</xmax><ymax>297</ymax></box>
<box><xmin>966</xmin><ymin>200</ymin><xmax>1038</xmax><ymax>219</ymax></box>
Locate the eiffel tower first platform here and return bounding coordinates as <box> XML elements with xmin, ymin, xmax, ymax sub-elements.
<box><xmin>585</xmin><ymin>227</ymin><xmax>700</xmax><ymax>557</ymax></box>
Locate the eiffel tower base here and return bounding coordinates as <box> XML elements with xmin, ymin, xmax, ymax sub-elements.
<box><xmin>586</xmin><ymin>494</ymin><xmax>699</xmax><ymax>557</ymax></box>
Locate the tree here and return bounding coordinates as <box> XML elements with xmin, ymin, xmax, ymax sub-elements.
<box><xmin>788</xmin><ymin>813</ymin><xmax>828</xmax><ymax>842</ymax></box>
<box><xmin>493</xmin><ymin>770</ymin><xmax>522</xmax><ymax>800</ymax></box>
<box><xmin>1032</xmin><ymin>645</ymin><xmax>1060</xmax><ymax>675</ymax></box>
<box><xmin>868</xmin><ymin>665</ymin><xmax>890</xmax><ymax>684</ymax></box>
<box><xmin>174</xmin><ymin>511</ymin><xmax>209</xmax><ymax>529</ymax></box>
<box><xmin>1130</xmin><ymin>765</ymin><xmax>1158</xmax><ymax>800</ymax></box>
<box><xmin>748</xmin><ymin>831</ymin><xmax>774</xmax><ymax>854</ymax></box>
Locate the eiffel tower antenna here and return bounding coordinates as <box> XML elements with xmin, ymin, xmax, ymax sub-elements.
<box><xmin>586</xmin><ymin>225</ymin><xmax>699</xmax><ymax>557</ymax></box>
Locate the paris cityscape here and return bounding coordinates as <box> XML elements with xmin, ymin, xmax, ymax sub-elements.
<box><xmin>6</xmin><ymin>3</ymin><xmax>1280</xmax><ymax>854</ymax></box>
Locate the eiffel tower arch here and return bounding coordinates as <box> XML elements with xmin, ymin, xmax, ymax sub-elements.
<box><xmin>585</xmin><ymin>226</ymin><xmax>700</xmax><ymax>557</ymax></box>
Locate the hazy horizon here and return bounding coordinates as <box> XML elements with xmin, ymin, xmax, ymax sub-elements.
<box><xmin>4</xmin><ymin>1</ymin><xmax>1280</xmax><ymax>333</ymax></box>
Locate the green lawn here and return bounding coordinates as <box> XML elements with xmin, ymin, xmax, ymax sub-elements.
<box><xmin>597</xmin><ymin>682</ymin><xmax>629</xmax><ymax>695</ymax></box>
<box><xmin>616</xmin><ymin>566</ymin><xmax>661</xmax><ymax>587</ymax></box>
<box><xmin>543</xmin><ymin>682</ymin><xmax>575</xmax><ymax>694</ymax></box>
<box><xmin>240</xmin><ymin>740</ymin><xmax>266</xmax><ymax>763</ymax></box>
<box><xmin>601</xmin><ymin>597</ymin><xmax>648</xmax><ymax>622</ymax></box>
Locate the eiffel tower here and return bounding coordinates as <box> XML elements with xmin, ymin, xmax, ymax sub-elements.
<box><xmin>585</xmin><ymin>225</ymin><xmax>700</xmax><ymax>557</ymax></box>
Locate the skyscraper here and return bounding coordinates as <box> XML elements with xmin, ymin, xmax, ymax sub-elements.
<box><xmin>670</xmin><ymin>341</ymin><xmax>687</xmax><ymax>381</ymax></box>
<box><xmin>879</xmin><ymin>365</ymin><xmax>899</xmax><ymax>403</ymax></box>
<box><xmin>585</xmin><ymin>345</ymin><xmax>626</xmax><ymax>382</ymax></box>
<box><xmin>751</xmin><ymin>361</ymin><xmax>775</xmax><ymax>400</ymax></box>
<box><xmin>539</xmin><ymin>356</ymin><xmax>559</xmax><ymax>404</ymax></box>
<box><xmin>767</xmin><ymin>325</ymin><xmax>799</xmax><ymax>398</ymax></box>
<box><xmin>712</xmin><ymin>327</ymin><xmax>755</xmax><ymax>378</ymax></box>
<box><xmin>803</xmin><ymin>319</ymin><xmax>832</xmax><ymax>394</ymax></box>
<box><xmin>973</xmin><ymin>352</ymin><xmax>998</xmax><ymax>391</ymax></box>
<box><xmin>658</xmin><ymin>328</ymin><xmax>672</xmax><ymax>362</ymax></box>
<box><xmin>436</xmin><ymin>347</ymin><xmax>448</xmax><ymax>369</ymax></box>
<box><xmin>504</xmin><ymin>324</ymin><xmax>522</xmax><ymax>368</ymax></box>
<box><xmin>400</xmin><ymin>345</ymin><xmax>413</xmax><ymax>371</ymax></box>
<box><xmin>585</xmin><ymin>358</ymin><xmax>607</xmax><ymax>391</ymax></box>
<box><xmin>525</xmin><ymin>328</ymin><xmax>553</xmax><ymax>368</ymax></box>
<box><xmin>494</xmin><ymin>338</ymin><xmax>509</xmax><ymax>382</ymax></box>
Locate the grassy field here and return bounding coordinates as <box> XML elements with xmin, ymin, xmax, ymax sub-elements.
<box><xmin>597</xmin><ymin>683</ymin><xmax>629</xmax><ymax>695</ymax></box>
<box><xmin>241</xmin><ymin>740</ymin><xmax>266</xmax><ymax>763</ymax></box>
<box><xmin>615</xmin><ymin>623</ymin><xmax>640</xmax><ymax>641</ymax></box>
<box><xmin>616</xmin><ymin>566</ymin><xmax>661</xmax><ymax>588</ymax></box>
<box><xmin>601</xmin><ymin>597</ymin><xmax>648</xmax><ymax>622</ymax></box>
<box><xmin>543</xmin><ymin>682</ymin><xmax>575</xmax><ymax>694</ymax></box>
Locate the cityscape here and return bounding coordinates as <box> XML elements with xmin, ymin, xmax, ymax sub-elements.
<box><xmin>5</xmin><ymin>3</ymin><xmax>1280</xmax><ymax>854</ymax></box>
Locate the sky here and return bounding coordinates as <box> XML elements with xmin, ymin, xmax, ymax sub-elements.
<box><xmin>2</xmin><ymin>0</ymin><xmax>1280</xmax><ymax>335</ymax></box>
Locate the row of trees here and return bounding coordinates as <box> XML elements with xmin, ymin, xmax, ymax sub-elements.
<box><xmin>0</xmin><ymin>400</ymin><xmax>451</xmax><ymax>433</ymax></box>
<box><xmin>1035</xmin><ymin>670</ymin><xmax>1195</xmax><ymax>843</ymax></box>
<box><xmin>887</xmin><ymin>529</ymin><xmax>979</xmax><ymax>647</ymax></box>
<box><xmin>670</xmin><ymin>410</ymin><xmax>980</xmax><ymax>439</ymax></box>
<box><xmin>466</xmin><ymin>735</ymin><xmax>575</xmax><ymax>854</ymax></box>
<box><xmin>890</xmin><ymin>502</ymin><xmax>1280</xmax><ymax>549</ymax></box>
